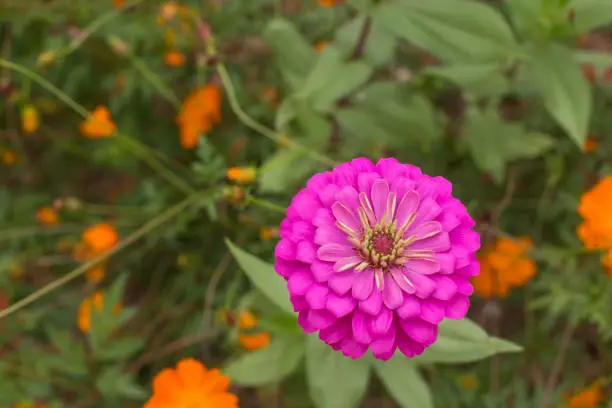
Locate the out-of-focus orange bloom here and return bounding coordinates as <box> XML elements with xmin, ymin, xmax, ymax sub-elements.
<box><xmin>0</xmin><ymin>148</ymin><xmax>16</xmax><ymax>166</ymax></box>
<box><xmin>114</xmin><ymin>0</ymin><xmax>125</xmax><ymax>7</ymax></box>
<box><xmin>164</xmin><ymin>50</ymin><xmax>185</xmax><ymax>67</ymax></box>
<box><xmin>227</xmin><ymin>167</ymin><xmax>256</xmax><ymax>184</ymax></box>
<box><xmin>259</xmin><ymin>227</ymin><xmax>278</xmax><ymax>241</ymax></box>
<box><xmin>144</xmin><ymin>358</ymin><xmax>239</xmax><ymax>408</ymax></box>
<box><xmin>565</xmin><ymin>380</ymin><xmax>603</xmax><ymax>408</ymax></box>
<box><xmin>36</xmin><ymin>207</ymin><xmax>59</xmax><ymax>226</ymax></box>
<box><xmin>80</xmin><ymin>106</ymin><xmax>116</xmax><ymax>139</ymax></box>
<box><xmin>77</xmin><ymin>291</ymin><xmax>121</xmax><ymax>333</ymax></box>
<box><xmin>314</xmin><ymin>41</ymin><xmax>329</xmax><ymax>52</ymax></box>
<box><xmin>82</xmin><ymin>223</ymin><xmax>118</xmax><ymax>254</ymax></box>
<box><xmin>86</xmin><ymin>264</ymin><xmax>106</xmax><ymax>284</ymax></box>
<box><xmin>318</xmin><ymin>0</ymin><xmax>345</xmax><ymax>7</ymax></box>
<box><xmin>578</xmin><ymin>176</ymin><xmax>612</xmax><ymax>275</ymax></box>
<box><xmin>21</xmin><ymin>105</ymin><xmax>39</xmax><ymax>134</ymax></box>
<box><xmin>584</xmin><ymin>136</ymin><xmax>598</xmax><ymax>153</ymax></box>
<box><xmin>472</xmin><ymin>237</ymin><xmax>536</xmax><ymax>299</ymax></box>
<box><xmin>237</xmin><ymin>311</ymin><xmax>270</xmax><ymax>351</ymax></box>
<box><xmin>176</xmin><ymin>84</ymin><xmax>222</xmax><ymax>148</ymax></box>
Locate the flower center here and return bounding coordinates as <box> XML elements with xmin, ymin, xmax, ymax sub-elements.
<box><xmin>358</xmin><ymin>222</ymin><xmax>414</xmax><ymax>270</ymax></box>
<box><xmin>372</xmin><ymin>233</ymin><xmax>393</xmax><ymax>255</ymax></box>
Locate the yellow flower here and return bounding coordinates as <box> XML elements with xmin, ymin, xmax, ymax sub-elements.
<box><xmin>227</xmin><ymin>167</ymin><xmax>256</xmax><ymax>184</ymax></box>
<box><xmin>77</xmin><ymin>291</ymin><xmax>121</xmax><ymax>333</ymax></box>
<box><xmin>80</xmin><ymin>106</ymin><xmax>116</xmax><ymax>139</ymax></box>
<box><xmin>237</xmin><ymin>311</ymin><xmax>271</xmax><ymax>351</ymax></box>
<box><xmin>144</xmin><ymin>359</ymin><xmax>239</xmax><ymax>408</ymax></box>
<box><xmin>21</xmin><ymin>105</ymin><xmax>39</xmax><ymax>134</ymax></box>
<box><xmin>37</xmin><ymin>51</ymin><xmax>55</xmax><ymax>67</ymax></box>
<box><xmin>565</xmin><ymin>381</ymin><xmax>603</xmax><ymax>408</ymax></box>
<box><xmin>176</xmin><ymin>84</ymin><xmax>222</xmax><ymax>149</ymax></box>
<box><xmin>164</xmin><ymin>50</ymin><xmax>186</xmax><ymax>67</ymax></box>
<box><xmin>471</xmin><ymin>237</ymin><xmax>536</xmax><ymax>299</ymax></box>
<box><xmin>36</xmin><ymin>207</ymin><xmax>59</xmax><ymax>226</ymax></box>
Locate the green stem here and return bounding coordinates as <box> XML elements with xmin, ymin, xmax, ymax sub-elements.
<box><xmin>246</xmin><ymin>194</ymin><xmax>286</xmax><ymax>214</ymax></box>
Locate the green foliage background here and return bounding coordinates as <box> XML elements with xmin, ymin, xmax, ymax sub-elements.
<box><xmin>2</xmin><ymin>0</ymin><xmax>612</xmax><ymax>407</ymax></box>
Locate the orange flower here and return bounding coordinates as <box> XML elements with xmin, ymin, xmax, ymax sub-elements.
<box><xmin>36</xmin><ymin>207</ymin><xmax>59</xmax><ymax>226</ymax></box>
<box><xmin>318</xmin><ymin>0</ymin><xmax>344</xmax><ymax>6</ymax></box>
<box><xmin>0</xmin><ymin>148</ymin><xmax>16</xmax><ymax>166</ymax></box>
<box><xmin>80</xmin><ymin>106</ymin><xmax>116</xmax><ymax>139</ymax></box>
<box><xmin>82</xmin><ymin>223</ymin><xmax>119</xmax><ymax>254</ymax></box>
<box><xmin>314</xmin><ymin>41</ymin><xmax>329</xmax><ymax>52</ymax></box>
<box><xmin>160</xmin><ymin>2</ymin><xmax>179</xmax><ymax>21</ymax></box>
<box><xmin>21</xmin><ymin>105</ymin><xmax>39</xmax><ymax>134</ymax></box>
<box><xmin>86</xmin><ymin>264</ymin><xmax>106</xmax><ymax>284</ymax></box>
<box><xmin>578</xmin><ymin>176</ymin><xmax>612</xmax><ymax>274</ymax></box>
<box><xmin>227</xmin><ymin>167</ymin><xmax>256</xmax><ymax>184</ymax></box>
<box><xmin>472</xmin><ymin>237</ymin><xmax>536</xmax><ymax>299</ymax></box>
<box><xmin>77</xmin><ymin>291</ymin><xmax>121</xmax><ymax>333</ymax></box>
<box><xmin>565</xmin><ymin>381</ymin><xmax>603</xmax><ymax>408</ymax></box>
<box><xmin>176</xmin><ymin>84</ymin><xmax>222</xmax><ymax>149</ymax></box>
<box><xmin>113</xmin><ymin>0</ymin><xmax>125</xmax><ymax>7</ymax></box>
<box><xmin>259</xmin><ymin>227</ymin><xmax>278</xmax><ymax>241</ymax></box>
<box><xmin>237</xmin><ymin>311</ymin><xmax>271</xmax><ymax>351</ymax></box>
<box><xmin>164</xmin><ymin>50</ymin><xmax>185</xmax><ymax>67</ymax></box>
<box><xmin>584</xmin><ymin>136</ymin><xmax>598</xmax><ymax>153</ymax></box>
<box><xmin>144</xmin><ymin>358</ymin><xmax>239</xmax><ymax>408</ymax></box>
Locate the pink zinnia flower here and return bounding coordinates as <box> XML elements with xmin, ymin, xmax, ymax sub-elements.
<box><xmin>274</xmin><ymin>158</ymin><xmax>480</xmax><ymax>360</ymax></box>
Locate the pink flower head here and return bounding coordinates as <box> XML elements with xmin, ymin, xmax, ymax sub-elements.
<box><xmin>274</xmin><ymin>158</ymin><xmax>480</xmax><ymax>360</ymax></box>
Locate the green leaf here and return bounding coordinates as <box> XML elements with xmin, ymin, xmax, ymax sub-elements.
<box><xmin>335</xmin><ymin>15</ymin><xmax>398</xmax><ymax>66</ymax></box>
<box><xmin>263</xmin><ymin>19</ymin><xmax>317</xmax><ymax>89</ymax></box>
<box><xmin>299</xmin><ymin>45</ymin><xmax>373</xmax><ymax>113</ymax></box>
<box><xmin>465</xmin><ymin>108</ymin><xmax>555</xmax><ymax>183</ymax></box>
<box><xmin>528</xmin><ymin>44</ymin><xmax>592</xmax><ymax>148</ymax></box>
<box><xmin>374</xmin><ymin>358</ymin><xmax>433</xmax><ymax>408</ymax></box>
<box><xmin>375</xmin><ymin>0</ymin><xmax>520</xmax><ymax>62</ymax></box>
<box><xmin>259</xmin><ymin>148</ymin><xmax>321</xmax><ymax>194</ymax></box>
<box><xmin>96</xmin><ymin>367</ymin><xmax>147</xmax><ymax>400</ymax></box>
<box><xmin>306</xmin><ymin>335</ymin><xmax>371</xmax><ymax>408</ymax></box>
<box><xmin>225</xmin><ymin>336</ymin><xmax>305</xmax><ymax>386</ymax></box>
<box><xmin>225</xmin><ymin>239</ymin><xmax>294</xmax><ymax>314</ymax></box>
<box><xmin>437</xmin><ymin>318</ymin><xmax>488</xmax><ymax>342</ymax></box>
<box><xmin>424</xmin><ymin>63</ymin><xmax>509</xmax><ymax>96</ymax></box>
<box><xmin>94</xmin><ymin>337</ymin><xmax>145</xmax><ymax>361</ymax></box>
<box><xmin>568</xmin><ymin>0</ymin><xmax>612</xmax><ymax>33</ymax></box>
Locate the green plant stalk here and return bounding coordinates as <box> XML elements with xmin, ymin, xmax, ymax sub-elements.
<box><xmin>0</xmin><ymin>190</ymin><xmax>209</xmax><ymax>320</ymax></box>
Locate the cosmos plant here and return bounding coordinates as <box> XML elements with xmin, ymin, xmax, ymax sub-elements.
<box><xmin>274</xmin><ymin>158</ymin><xmax>480</xmax><ymax>360</ymax></box>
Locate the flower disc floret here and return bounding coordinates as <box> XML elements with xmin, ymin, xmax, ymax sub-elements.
<box><xmin>274</xmin><ymin>158</ymin><xmax>480</xmax><ymax>360</ymax></box>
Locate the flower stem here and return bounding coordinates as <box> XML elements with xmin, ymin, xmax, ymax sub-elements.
<box><xmin>246</xmin><ymin>194</ymin><xmax>287</xmax><ymax>214</ymax></box>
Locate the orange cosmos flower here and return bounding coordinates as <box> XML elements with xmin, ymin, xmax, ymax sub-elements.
<box><xmin>77</xmin><ymin>291</ymin><xmax>121</xmax><ymax>333</ymax></box>
<box><xmin>565</xmin><ymin>381</ymin><xmax>603</xmax><ymax>408</ymax></box>
<box><xmin>21</xmin><ymin>105</ymin><xmax>39</xmax><ymax>134</ymax></box>
<box><xmin>318</xmin><ymin>0</ymin><xmax>345</xmax><ymax>6</ymax></box>
<box><xmin>164</xmin><ymin>50</ymin><xmax>186</xmax><ymax>67</ymax></box>
<box><xmin>227</xmin><ymin>167</ymin><xmax>256</xmax><ymax>184</ymax></box>
<box><xmin>176</xmin><ymin>84</ymin><xmax>222</xmax><ymax>149</ymax></box>
<box><xmin>471</xmin><ymin>237</ymin><xmax>536</xmax><ymax>299</ymax></box>
<box><xmin>144</xmin><ymin>358</ymin><xmax>239</xmax><ymax>408</ymax></box>
<box><xmin>578</xmin><ymin>176</ymin><xmax>612</xmax><ymax>275</ymax></box>
<box><xmin>82</xmin><ymin>223</ymin><xmax>119</xmax><ymax>254</ymax></box>
<box><xmin>80</xmin><ymin>106</ymin><xmax>116</xmax><ymax>139</ymax></box>
<box><xmin>237</xmin><ymin>311</ymin><xmax>271</xmax><ymax>351</ymax></box>
<box><xmin>85</xmin><ymin>264</ymin><xmax>106</xmax><ymax>284</ymax></box>
<box><xmin>36</xmin><ymin>207</ymin><xmax>59</xmax><ymax>226</ymax></box>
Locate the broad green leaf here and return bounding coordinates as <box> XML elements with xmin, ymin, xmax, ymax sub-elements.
<box><xmin>96</xmin><ymin>367</ymin><xmax>147</xmax><ymax>400</ymax></box>
<box><xmin>424</xmin><ymin>63</ymin><xmax>509</xmax><ymax>96</ymax></box>
<box><xmin>437</xmin><ymin>318</ymin><xmax>488</xmax><ymax>342</ymax></box>
<box><xmin>568</xmin><ymin>0</ymin><xmax>612</xmax><ymax>33</ymax></box>
<box><xmin>225</xmin><ymin>336</ymin><xmax>305</xmax><ymax>386</ymax></box>
<box><xmin>335</xmin><ymin>15</ymin><xmax>398</xmax><ymax>66</ymax></box>
<box><xmin>225</xmin><ymin>239</ymin><xmax>294</xmax><ymax>314</ymax></box>
<box><xmin>528</xmin><ymin>45</ymin><xmax>592</xmax><ymax>148</ymax></box>
<box><xmin>299</xmin><ymin>45</ymin><xmax>373</xmax><ymax>113</ymax></box>
<box><xmin>263</xmin><ymin>19</ymin><xmax>317</xmax><ymax>89</ymax></box>
<box><xmin>574</xmin><ymin>50</ymin><xmax>612</xmax><ymax>77</ymax></box>
<box><xmin>374</xmin><ymin>358</ymin><xmax>433</xmax><ymax>408</ymax></box>
<box><xmin>259</xmin><ymin>147</ymin><xmax>320</xmax><ymax>194</ymax></box>
<box><xmin>465</xmin><ymin>108</ymin><xmax>555</xmax><ymax>183</ymax></box>
<box><xmin>413</xmin><ymin>335</ymin><xmax>523</xmax><ymax>364</ymax></box>
<box><xmin>94</xmin><ymin>337</ymin><xmax>145</xmax><ymax>361</ymax></box>
<box><xmin>375</xmin><ymin>0</ymin><xmax>520</xmax><ymax>62</ymax></box>
<box><xmin>306</xmin><ymin>335</ymin><xmax>371</xmax><ymax>408</ymax></box>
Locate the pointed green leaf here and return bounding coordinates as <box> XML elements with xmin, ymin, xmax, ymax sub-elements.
<box><xmin>306</xmin><ymin>335</ymin><xmax>371</xmax><ymax>408</ymax></box>
<box><xmin>374</xmin><ymin>358</ymin><xmax>433</xmax><ymax>408</ymax></box>
<box><xmin>225</xmin><ymin>239</ymin><xmax>294</xmax><ymax>314</ymax></box>
<box><xmin>569</xmin><ymin>0</ymin><xmax>612</xmax><ymax>33</ymax></box>
<box><xmin>259</xmin><ymin>148</ymin><xmax>321</xmax><ymax>194</ymax></box>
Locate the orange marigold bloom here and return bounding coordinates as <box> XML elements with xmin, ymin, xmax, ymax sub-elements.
<box><xmin>318</xmin><ymin>0</ymin><xmax>344</xmax><ymax>6</ymax></box>
<box><xmin>237</xmin><ymin>311</ymin><xmax>271</xmax><ymax>351</ymax></box>
<box><xmin>21</xmin><ymin>105</ymin><xmax>39</xmax><ymax>134</ymax></box>
<box><xmin>565</xmin><ymin>381</ymin><xmax>603</xmax><ymax>408</ymax></box>
<box><xmin>472</xmin><ymin>237</ymin><xmax>536</xmax><ymax>299</ymax></box>
<box><xmin>77</xmin><ymin>291</ymin><xmax>121</xmax><ymax>333</ymax></box>
<box><xmin>176</xmin><ymin>84</ymin><xmax>222</xmax><ymax>149</ymax></box>
<box><xmin>314</xmin><ymin>41</ymin><xmax>329</xmax><ymax>52</ymax></box>
<box><xmin>80</xmin><ymin>106</ymin><xmax>116</xmax><ymax>139</ymax></box>
<box><xmin>82</xmin><ymin>223</ymin><xmax>119</xmax><ymax>254</ymax></box>
<box><xmin>36</xmin><ymin>207</ymin><xmax>59</xmax><ymax>226</ymax></box>
<box><xmin>164</xmin><ymin>50</ymin><xmax>185</xmax><ymax>67</ymax></box>
<box><xmin>144</xmin><ymin>358</ymin><xmax>239</xmax><ymax>408</ymax></box>
<box><xmin>227</xmin><ymin>167</ymin><xmax>256</xmax><ymax>184</ymax></box>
